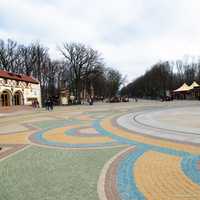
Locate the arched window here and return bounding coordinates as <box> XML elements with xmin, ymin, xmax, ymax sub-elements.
<box><xmin>1</xmin><ymin>90</ymin><xmax>11</xmax><ymax>106</ymax></box>
<box><xmin>14</xmin><ymin>91</ymin><xmax>23</xmax><ymax>105</ymax></box>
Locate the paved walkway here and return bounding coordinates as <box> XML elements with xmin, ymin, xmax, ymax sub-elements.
<box><xmin>0</xmin><ymin>100</ymin><xmax>200</xmax><ymax>200</ymax></box>
<box><xmin>117</xmin><ymin>106</ymin><xmax>200</xmax><ymax>144</ymax></box>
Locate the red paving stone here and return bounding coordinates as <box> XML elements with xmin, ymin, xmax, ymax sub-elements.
<box><xmin>104</xmin><ymin>148</ymin><xmax>135</xmax><ymax>200</ymax></box>
<box><xmin>0</xmin><ymin>144</ymin><xmax>28</xmax><ymax>160</ymax></box>
<box><xmin>0</xmin><ymin>106</ymin><xmax>33</xmax><ymax>113</ymax></box>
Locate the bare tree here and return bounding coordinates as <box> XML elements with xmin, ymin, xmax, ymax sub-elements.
<box><xmin>59</xmin><ymin>42</ymin><xmax>104</xmax><ymax>103</ymax></box>
<box><xmin>0</xmin><ymin>39</ymin><xmax>18</xmax><ymax>71</ymax></box>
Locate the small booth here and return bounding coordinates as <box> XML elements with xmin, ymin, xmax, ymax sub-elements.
<box><xmin>173</xmin><ymin>81</ymin><xmax>200</xmax><ymax>100</ymax></box>
<box><xmin>173</xmin><ymin>83</ymin><xmax>191</xmax><ymax>99</ymax></box>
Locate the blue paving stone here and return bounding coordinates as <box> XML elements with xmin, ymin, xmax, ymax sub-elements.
<box><xmin>117</xmin><ymin>148</ymin><xmax>147</xmax><ymax>200</ymax></box>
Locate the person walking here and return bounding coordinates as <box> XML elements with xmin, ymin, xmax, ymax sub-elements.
<box><xmin>44</xmin><ymin>99</ymin><xmax>48</xmax><ymax>110</ymax></box>
<box><xmin>135</xmin><ymin>97</ymin><xmax>138</xmax><ymax>102</ymax></box>
<box><xmin>47</xmin><ymin>98</ymin><xmax>51</xmax><ymax>111</ymax></box>
<box><xmin>49</xmin><ymin>98</ymin><xmax>54</xmax><ymax>111</ymax></box>
<box><xmin>36</xmin><ymin>100</ymin><xmax>40</xmax><ymax>108</ymax></box>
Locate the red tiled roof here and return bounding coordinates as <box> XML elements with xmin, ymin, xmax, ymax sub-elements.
<box><xmin>0</xmin><ymin>70</ymin><xmax>39</xmax><ymax>84</ymax></box>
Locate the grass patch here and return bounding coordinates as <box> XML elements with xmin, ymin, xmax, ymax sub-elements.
<box><xmin>0</xmin><ymin>146</ymin><xmax>124</xmax><ymax>200</ymax></box>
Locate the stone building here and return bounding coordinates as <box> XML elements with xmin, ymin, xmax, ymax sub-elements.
<box><xmin>0</xmin><ymin>70</ymin><xmax>41</xmax><ymax>107</ymax></box>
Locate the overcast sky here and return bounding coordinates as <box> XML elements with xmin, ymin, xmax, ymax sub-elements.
<box><xmin>0</xmin><ymin>0</ymin><xmax>200</xmax><ymax>82</ymax></box>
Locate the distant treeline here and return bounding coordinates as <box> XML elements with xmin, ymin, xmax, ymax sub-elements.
<box><xmin>0</xmin><ymin>39</ymin><xmax>123</xmax><ymax>104</ymax></box>
<box><xmin>121</xmin><ymin>59</ymin><xmax>200</xmax><ymax>98</ymax></box>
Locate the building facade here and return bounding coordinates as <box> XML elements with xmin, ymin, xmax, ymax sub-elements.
<box><xmin>0</xmin><ymin>70</ymin><xmax>41</xmax><ymax>107</ymax></box>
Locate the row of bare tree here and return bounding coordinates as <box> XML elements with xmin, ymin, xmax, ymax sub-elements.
<box><xmin>121</xmin><ymin>59</ymin><xmax>200</xmax><ymax>98</ymax></box>
<box><xmin>0</xmin><ymin>39</ymin><xmax>123</xmax><ymax>104</ymax></box>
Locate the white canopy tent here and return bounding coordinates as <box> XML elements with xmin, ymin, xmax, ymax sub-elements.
<box><xmin>188</xmin><ymin>81</ymin><xmax>199</xmax><ymax>90</ymax></box>
<box><xmin>173</xmin><ymin>83</ymin><xmax>191</xmax><ymax>92</ymax></box>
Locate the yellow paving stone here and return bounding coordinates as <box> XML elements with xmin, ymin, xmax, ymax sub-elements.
<box><xmin>134</xmin><ymin>151</ymin><xmax>200</xmax><ymax>200</ymax></box>
<box><xmin>73</xmin><ymin>115</ymin><xmax>92</xmax><ymax>121</ymax></box>
<box><xmin>101</xmin><ymin>116</ymin><xmax>200</xmax><ymax>155</ymax></box>
<box><xmin>44</xmin><ymin>125</ymin><xmax>113</xmax><ymax>144</ymax></box>
<box><xmin>0</xmin><ymin>132</ymin><xmax>29</xmax><ymax>144</ymax></box>
<box><xmin>0</xmin><ymin>124</ymin><xmax>30</xmax><ymax>134</ymax></box>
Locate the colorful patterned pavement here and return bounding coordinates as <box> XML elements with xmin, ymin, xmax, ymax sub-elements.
<box><xmin>0</xmin><ymin>101</ymin><xmax>200</xmax><ymax>200</ymax></box>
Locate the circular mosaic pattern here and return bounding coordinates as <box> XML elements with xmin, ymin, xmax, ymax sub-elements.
<box><xmin>30</xmin><ymin>126</ymin><xmax>118</xmax><ymax>149</ymax></box>
<box><xmin>29</xmin><ymin>114</ymin><xmax>120</xmax><ymax>149</ymax></box>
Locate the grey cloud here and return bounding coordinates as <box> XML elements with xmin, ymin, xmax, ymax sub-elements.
<box><xmin>0</xmin><ymin>0</ymin><xmax>200</xmax><ymax>82</ymax></box>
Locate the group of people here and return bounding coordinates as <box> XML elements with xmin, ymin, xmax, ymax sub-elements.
<box><xmin>32</xmin><ymin>98</ymin><xmax>54</xmax><ymax>111</ymax></box>
<box><xmin>44</xmin><ymin>98</ymin><xmax>54</xmax><ymax>111</ymax></box>
<box><xmin>32</xmin><ymin>100</ymin><xmax>40</xmax><ymax>108</ymax></box>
